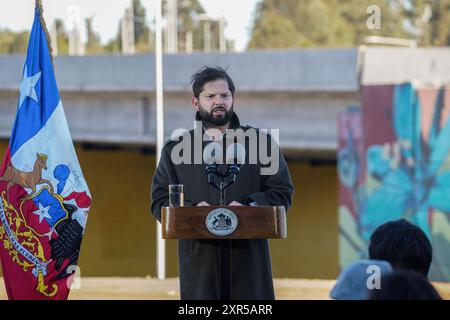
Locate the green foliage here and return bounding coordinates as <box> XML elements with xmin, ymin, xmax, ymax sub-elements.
<box><xmin>133</xmin><ymin>0</ymin><xmax>152</xmax><ymax>50</ymax></box>
<box><xmin>85</xmin><ymin>16</ymin><xmax>104</xmax><ymax>55</ymax></box>
<box><xmin>248</xmin><ymin>0</ymin><xmax>450</xmax><ymax>49</ymax></box>
<box><xmin>4</xmin><ymin>0</ymin><xmax>447</xmax><ymax>53</ymax></box>
<box><xmin>0</xmin><ymin>29</ymin><xmax>30</xmax><ymax>53</ymax></box>
<box><xmin>103</xmin><ymin>37</ymin><xmax>121</xmax><ymax>54</ymax></box>
<box><xmin>105</xmin><ymin>0</ymin><xmax>154</xmax><ymax>54</ymax></box>
<box><xmin>0</xmin><ymin>0</ymin><xmax>233</xmax><ymax>54</ymax></box>
<box><xmin>177</xmin><ymin>0</ymin><xmax>205</xmax><ymax>51</ymax></box>
<box><xmin>54</xmin><ymin>18</ymin><xmax>69</xmax><ymax>55</ymax></box>
<box><xmin>172</xmin><ymin>0</ymin><xmax>232</xmax><ymax>52</ymax></box>
<box><xmin>248</xmin><ymin>11</ymin><xmax>304</xmax><ymax>48</ymax></box>
<box><xmin>402</xmin><ymin>0</ymin><xmax>450</xmax><ymax>46</ymax></box>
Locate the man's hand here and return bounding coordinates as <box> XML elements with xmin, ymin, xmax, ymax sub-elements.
<box><xmin>197</xmin><ymin>201</ymin><xmax>243</xmax><ymax>206</ymax></box>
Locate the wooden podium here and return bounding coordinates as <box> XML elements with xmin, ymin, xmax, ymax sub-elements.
<box><xmin>161</xmin><ymin>206</ymin><xmax>287</xmax><ymax>239</ymax></box>
<box><xmin>162</xmin><ymin>205</ymin><xmax>286</xmax><ymax>299</ymax></box>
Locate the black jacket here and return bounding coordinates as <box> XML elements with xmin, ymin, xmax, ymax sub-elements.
<box><xmin>151</xmin><ymin>113</ymin><xmax>294</xmax><ymax>299</ymax></box>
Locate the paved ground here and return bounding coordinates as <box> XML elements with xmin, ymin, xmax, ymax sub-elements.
<box><xmin>0</xmin><ymin>277</ymin><xmax>449</xmax><ymax>300</ymax></box>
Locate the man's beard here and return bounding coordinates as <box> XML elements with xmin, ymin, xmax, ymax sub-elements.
<box><xmin>198</xmin><ymin>104</ymin><xmax>234</xmax><ymax>126</ymax></box>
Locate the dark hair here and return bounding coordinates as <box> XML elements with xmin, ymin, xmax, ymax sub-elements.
<box><xmin>190</xmin><ymin>66</ymin><xmax>235</xmax><ymax>98</ymax></box>
<box><xmin>369</xmin><ymin>271</ymin><xmax>442</xmax><ymax>300</ymax></box>
<box><xmin>368</xmin><ymin>219</ymin><xmax>432</xmax><ymax>276</ymax></box>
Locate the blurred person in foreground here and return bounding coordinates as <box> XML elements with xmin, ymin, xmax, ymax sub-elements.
<box><xmin>369</xmin><ymin>219</ymin><xmax>432</xmax><ymax>277</ymax></box>
<box><xmin>369</xmin><ymin>271</ymin><xmax>442</xmax><ymax>300</ymax></box>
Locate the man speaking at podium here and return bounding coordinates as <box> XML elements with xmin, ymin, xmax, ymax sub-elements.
<box><xmin>151</xmin><ymin>67</ymin><xmax>294</xmax><ymax>300</ymax></box>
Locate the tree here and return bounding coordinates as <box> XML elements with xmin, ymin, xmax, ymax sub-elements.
<box><xmin>431</xmin><ymin>0</ymin><xmax>450</xmax><ymax>46</ymax></box>
<box><xmin>101</xmin><ymin>0</ymin><xmax>228</xmax><ymax>54</ymax></box>
<box><xmin>402</xmin><ymin>0</ymin><xmax>450</xmax><ymax>46</ymax></box>
<box><xmin>249</xmin><ymin>0</ymin><xmax>349</xmax><ymax>49</ymax></box>
<box><xmin>133</xmin><ymin>0</ymin><xmax>153</xmax><ymax>52</ymax></box>
<box><xmin>85</xmin><ymin>16</ymin><xmax>104</xmax><ymax>54</ymax></box>
<box><xmin>104</xmin><ymin>0</ymin><xmax>153</xmax><ymax>54</ymax></box>
<box><xmin>54</xmin><ymin>18</ymin><xmax>69</xmax><ymax>55</ymax></box>
<box><xmin>176</xmin><ymin>0</ymin><xmax>205</xmax><ymax>52</ymax></box>
<box><xmin>247</xmin><ymin>0</ymin><xmax>445</xmax><ymax>49</ymax></box>
<box><xmin>0</xmin><ymin>29</ymin><xmax>29</xmax><ymax>53</ymax></box>
<box><xmin>248</xmin><ymin>10</ymin><xmax>305</xmax><ymax>49</ymax></box>
<box><xmin>104</xmin><ymin>33</ymin><xmax>121</xmax><ymax>53</ymax></box>
<box><xmin>169</xmin><ymin>0</ymin><xmax>232</xmax><ymax>52</ymax></box>
<box><xmin>334</xmin><ymin>0</ymin><xmax>409</xmax><ymax>45</ymax></box>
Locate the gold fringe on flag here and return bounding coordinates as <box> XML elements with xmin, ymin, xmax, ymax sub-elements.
<box><xmin>35</xmin><ymin>0</ymin><xmax>54</xmax><ymax>63</ymax></box>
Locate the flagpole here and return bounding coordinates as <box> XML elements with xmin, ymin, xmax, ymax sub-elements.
<box><xmin>155</xmin><ymin>0</ymin><xmax>166</xmax><ymax>280</ymax></box>
<box><xmin>35</xmin><ymin>0</ymin><xmax>54</xmax><ymax>62</ymax></box>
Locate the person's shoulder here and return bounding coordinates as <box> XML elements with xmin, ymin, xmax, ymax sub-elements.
<box><xmin>239</xmin><ymin>124</ymin><xmax>275</xmax><ymax>139</ymax></box>
<box><xmin>162</xmin><ymin>129</ymin><xmax>193</xmax><ymax>149</ymax></box>
<box><xmin>239</xmin><ymin>124</ymin><xmax>262</xmax><ymax>133</ymax></box>
<box><xmin>239</xmin><ymin>123</ymin><xmax>256</xmax><ymax>130</ymax></box>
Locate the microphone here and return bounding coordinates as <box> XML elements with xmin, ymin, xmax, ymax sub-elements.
<box><xmin>225</xmin><ymin>143</ymin><xmax>246</xmax><ymax>183</ymax></box>
<box><xmin>203</xmin><ymin>142</ymin><xmax>223</xmax><ymax>183</ymax></box>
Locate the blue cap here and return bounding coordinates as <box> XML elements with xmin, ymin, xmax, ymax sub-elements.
<box><xmin>330</xmin><ymin>259</ymin><xmax>393</xmax><ymax>300</ymax></box>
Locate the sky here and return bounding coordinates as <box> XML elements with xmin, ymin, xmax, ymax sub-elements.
<box><xmin>0</xmin><ymin>0</ymin><xmax>260</xmax><ymax>51</ymax></box>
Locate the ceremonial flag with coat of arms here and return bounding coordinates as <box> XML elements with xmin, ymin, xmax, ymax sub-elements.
<box><xmin>0</xmin><ymin>2</ymin><xmax>92</xmax><ymax>300</ymax></box>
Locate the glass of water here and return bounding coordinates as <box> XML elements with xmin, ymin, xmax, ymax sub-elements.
<box><xmin>169</xmin><ymin>184</ymin><xmax>184</xmax><ymax>207</ymax></box>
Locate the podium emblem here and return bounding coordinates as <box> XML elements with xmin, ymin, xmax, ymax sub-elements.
<box><xmin>205</xmin><ymin>208</ymin><xmax>238</xmax><ymax>236</ymax></box>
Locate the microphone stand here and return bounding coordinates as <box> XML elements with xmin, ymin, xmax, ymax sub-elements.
<box><xmin>206</xmin><ymin>164</ymin><xmax>240</xmax><ymax>300</ymax></box>
<box><xmin>207</xmin><ymin>164</ymin><xmax>240</xmax><ymax>206</ymax></box>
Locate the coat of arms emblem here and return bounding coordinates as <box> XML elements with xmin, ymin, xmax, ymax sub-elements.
<box><xmin>205</xmin><ymin>208</ymin><xmax>238</xmax><ymax>236</ymax></box>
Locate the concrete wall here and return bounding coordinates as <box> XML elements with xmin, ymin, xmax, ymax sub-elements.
<box><xmin>361</xmin><ymin>47</ymin><xmax>450</xmax><ymax>85</ymax></box>
<box><xmin>0</xmin><ymin>49</ymin><xmax>360</xmax><ymax>158</ymax></box>
<box><xmin>3</xmin><ymin>47</ymin><xmax>449</xmax><ymax>155</ymax></box>
<box><xmin>0</xmin><ymin>49</ymin><xmax>358</xmax><ymax>92</ymax></box>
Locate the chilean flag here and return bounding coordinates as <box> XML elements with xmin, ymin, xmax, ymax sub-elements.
<box><xmin>0</xmin><ymin>4</ymin><xmax>91</xmax><ymax>300</ymax></box>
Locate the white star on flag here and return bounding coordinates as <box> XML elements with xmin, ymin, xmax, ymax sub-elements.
<box><xmin>33</xmin><ymin>203</ymin><xmax>52</xmax><ymax>224</ymax></box>
<box><xmin>18</xmin><ymin>65</ymin><xmax>41</xmax><ymax>109</ymax></box>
